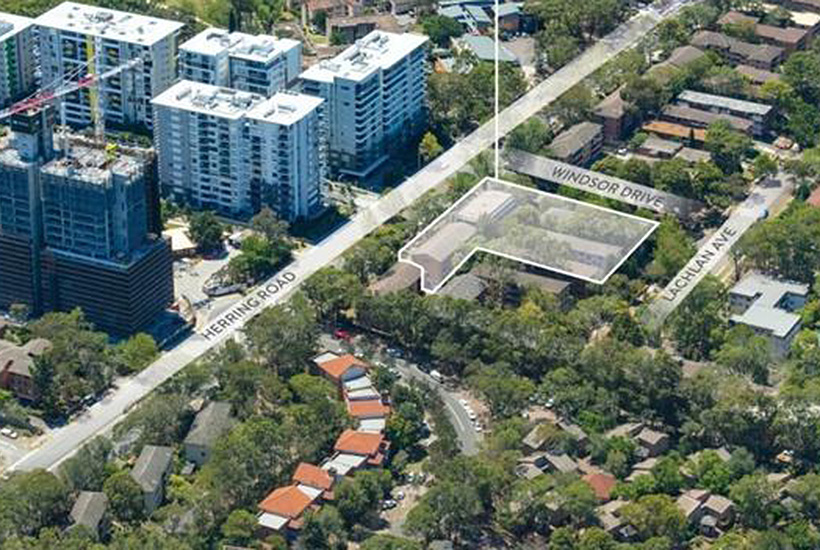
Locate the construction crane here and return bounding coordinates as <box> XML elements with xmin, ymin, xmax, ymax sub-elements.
<box><xmin>0</xmin><ymin>56</ymin><xmax>144</xmax><ymax>125</ymax></box>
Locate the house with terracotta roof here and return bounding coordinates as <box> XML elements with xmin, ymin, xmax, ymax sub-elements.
<box><xmin>333</xmin><ymin>429</ymin><xmax>390</xmax><ymax>467</ymax></box>
<box><xmin>583</xmin><ymin>472</ymin><xmax>618</xmax><ymax>501</ymax></box>
<box><xmin>313</xmin><ymin>353</ymin><xmax>369</xmax><ymax>386</ymax></box>
<box><xmin>347</xmin><ymin>399</ymin><xmax>391</xmax><ymax>420</ymax></box>
<box><xmin>0</xmin><ymin>338</ymin><xmax>52</xmax><ymax>401</ymax></box>
<box><xmin>257</xmin><ymin>484</ymin><xmax>320</xmax><ymax>536</ymax></box>
<box><xmin>292</xmin><ymin>462</ymin><xmax>336</xmax><ymax>500</ymax></box>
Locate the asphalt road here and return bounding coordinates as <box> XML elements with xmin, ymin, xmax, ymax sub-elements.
<box><xmin>9</xmin><ymin>3</ymin><xmax>691</xmax><ymax>473</ymax></box>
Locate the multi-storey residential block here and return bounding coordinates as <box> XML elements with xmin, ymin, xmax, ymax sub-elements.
<box><xmin>300</xmin><ymin>31</ymin><xmax>428</xmax><ymax>180</ymax></box>
<box><xmin>152</xmin><ymin>80</ymin><xmax>325</xmax><ymax>221</ymax></box>
<box><xmin>0</xmin><ymin>13</ymin><xmax>37</xmax><ymax>108</ymax></box>
<box><xmin>0</xmin><ymin>107</ymin><xmax>173</xmax><ymax>335</ymax></box>
<box><xmin>179</xmin><ymin>28</ymin><xmax>301</xmax><ymax>97</ymax></box>
<box><xmin>35</xmin><ymin>2</ymin><xmax>183</xmax><ymax>130</ymax></box>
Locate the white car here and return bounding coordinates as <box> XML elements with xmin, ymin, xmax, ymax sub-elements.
<box><xmin>1</xmin><ymin>427</ymin><xmax>18</xmax><ymax>439</ymax></box>
<box><xmin>467</xmin><ymin>410</ymin><xmax>477</xmax><ymax>421</ymax></box>
<box><xmin>475</xmin><ymin>423</ymin><xmax>484</xmax><ymax>433</ymax></box>
<box><xmin>458</xmin><ymin>399</ymin><xmax>468</xmax><ymax>407</ymax></box>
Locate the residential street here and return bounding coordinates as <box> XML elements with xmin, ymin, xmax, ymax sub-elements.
<box><xmin>8</xmin><ymin>2</ymin><xmax>693</xmax><ymax>473</ymax></box>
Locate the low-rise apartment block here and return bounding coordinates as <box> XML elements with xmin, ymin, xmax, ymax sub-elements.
<box><xmin>676</xmin><ymin>90</ymin><xmax>774</xmax><ymax>135</ymax></box>
<box><xmin>179</xmin><ymin>28</ymin><xmax>301</xmax><ymax>97</ymax></box>
<box><xmin>300</xmin><ymin>31</ymin><xmax>429</xmax><ymax>180</ymax></box>
<box><xmin>152</xmin><ymin>81</ymin><xmax>325</xmax><ymax>221</ymax></box>
<box><xmin>718</xmin><ymin>11</ymin><xmax>810</xmax><ymax>51</ymax></box>
<box><xmin>661</xmin><ymin>104</ymin><xmax>755</xmax><ymax>136</ymax></box>
<box><xmin>690</xmin><ymin>30</ymin><xmax>785</xmax><ymax>70</ymax></box>
<box><xmin>0</xmin><ymin>13</ymin><xmax>36</xmax><ymax>108</ymax></box>
<box><xmin>547</xmin><ymin>121</ymin><xmax>603</xmax><ymax>166</ymax></box>
<box><xmin>35</xmin><ymin>2</ymin><xmax>183</xmax><ymax>130</ymax></box>
<box><xmin>729</xmin><ymin>271</ymin><xmax>810</xmax><ymax>357</ymax></box>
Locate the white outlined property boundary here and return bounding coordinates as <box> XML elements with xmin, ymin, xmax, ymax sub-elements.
<box><xmin>398</xmin><ymin>177</ymin><xmax>659</xmax><ymax>293</ymax></box>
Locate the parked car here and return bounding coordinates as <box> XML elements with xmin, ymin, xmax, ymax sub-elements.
<box><xmin>1</xmin><ymin>427</ymin><xmax>19</xmax><ymax>439</ymax></box>
<box><xmin>386</xmin><ymin>347</ymin><xmax>402</xmax><ymax>358</ymax></box>
<box><xmin>334</xmin><ymin>329</ymin><xmax>352</xmax><ymax>341</ymax></box>
<box><xmin>382</xmin><ymin>499</ymin><xmax>398</xmax><ymax>510</ymax></box>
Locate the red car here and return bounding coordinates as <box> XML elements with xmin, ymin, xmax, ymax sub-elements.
<box><xmin>334</xmin><ymin>329</ymin><xmax>352</xmax><ymax>341</ymax></box>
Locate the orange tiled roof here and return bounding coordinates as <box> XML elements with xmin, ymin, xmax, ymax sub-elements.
<box><xmin>293</xmin><ymin>462</ymin><xmax>334</xmax><ymax>491</ymax></box>
<box><xmin>583</xmin><ymin>473</ymin><xmax>618</xmax><ymax>501</ymax></box>
<box><xmin>334</xmin><ymin>429</ymin><xmax>384</xmax><ymax>456</ymax></box>
<box><xmin>316</xmin><ymin>354</ymin><xmax>367</xmax><ymax>381</ymax></box>
<box><xmin>347</xmin><ymin>400</ymin><xmax>390</xmax><ymax>418</ymax></box>
<box><xmin>643</xmin><ymin>121</ymin><xmax>707</xmax><ymax>141</ymax></box>
<box><xmin>258</xmin><ymin>485</ymin><xmax>314</xmax><ymax>518</ymax></box>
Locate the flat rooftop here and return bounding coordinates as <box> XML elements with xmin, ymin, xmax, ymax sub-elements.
<box><xmin>678</xmin><ymin>90</ymin><xmax>773</xmax><ymax>117</ymax></box>
<box><xmin>152</xmin><ymin>81</ymin><xmax>266</xmax><ymax>119</ymax></box>
<box><xmin>0</xmin><ymin>12</ymin><xmax>34</xmax><ymax>40</ymax></box>
<box><xmin>730</xmin><ymin>271</ymin><xmax>809</xmax><ymax>308</ymax></box>
<box><xmin>36</xmin><ymin>1</ymin><xmax>184</xmax><ymax>46</ymax></box>
<box><xmin>180</xmin><ymin>28</ymin><xmax>299</xmax><ymax>63</ymax></box>
<box><xmin>400</xmin><ymin>177</ymin><xmax>658</xmax><ymax>291</ymax></box>
<box><xmin>300</xmin><ymin>30</ymin><xmax>428</xmax><ymax>83</ymax></box>
<box><xmin>40</xmin><ymin>144</ymin><xmax>144</xmax><ymax>185</ymax></box>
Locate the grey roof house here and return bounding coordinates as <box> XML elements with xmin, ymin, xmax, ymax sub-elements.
<box><xmin>183</xmin><ymin>401</ymin><xmax>235</xmax><ymax>467</ymax></box>
<box><xmin>131</xmin><ymin>445</ymin><xmax>174</xmax><ymax>514</ymax></box>
<box><xmin>69</xmin><ymin>491</ymin><xmax>109</xmax><ymax>540</ymax></box>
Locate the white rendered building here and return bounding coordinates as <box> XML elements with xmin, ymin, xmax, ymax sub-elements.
<box><xmin>300</xmin><ymin>30</ymin><xmax>428</xmax><ymax>179</ymax></box>
<box><xmin>152</xmin><ymin>80</ymin><xmax>325</xmax><ymax>221</ymax></box>
<box><xmin>179</xmin><ymin>28</ymin><xmax>301</xmax><ymax>97</ymax></box>
<box><xmin>35</xmin><ymin>2</ymin><xmax>183</xmax><ymax>130</ymax></box>
<box><xmin>0</xmin><ymin>13</ymin><xmax>36</xmax><ymax>108</ymax></box>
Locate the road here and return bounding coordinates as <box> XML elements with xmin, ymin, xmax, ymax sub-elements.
<box><xmin>9</xmin><ymin>3</ymin><xmax>690</xmax><ymax>473</ymax></box>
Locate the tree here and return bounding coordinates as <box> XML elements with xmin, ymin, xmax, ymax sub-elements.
<box><xmin>652</xmin><ymin>159</ymin><xmax>695</xmax><ymax>197</ymax></box>
<box><xmin>714</xmin><ymin>325</ymin><xmax>772</xmax><ymax>384</ymax></box>
<box><xmin>647</xmin><ymin>217</ymin><xmax>695</xmax><ymax>282</ymax></box>
<box><xmin>311</xmin><ymin>9</ymin><xmax>328</xmax><ymax>32</ymax></box>
<box><xmin>705</xmin><ymin>120</ymin><xmax>753</xmax><ymax>174</ymax></box>
<box><xmin>752</xmin><ymin>152</ymin><xmax>778</xmax><ymax>180</ymax></box>
<box><xmin>60</xmin><ymin>436</ymin><xmax>113</xmax><ymax>492</ymax></box>
<box><xmin>221</xmin><ymin>509</ymin><xmax>258</xmax><ymax>546</ymax></box>
<box><xmin>386</xmin><ymin>400</ymin><xmax>426</xmax><ymax>451</ymax></box>
<box><xmin>0</xmin><ymin>470</ymin><xmax>70</xmax><ymax>539</ymax></box>
<box><xmin>245</xmin><ymin>292</ymin><xmax>318</xmax><ymax>376</ymax></box>
<box><xmin>360</xmin><ymin>534</ymin><xmax>422</xmax><ymax>550</ymax></box>
<box><xmin>103</xmin><ymin>471</ymin><xmax>144</xmax><ymax>522</ymax></box>
<box><xmin>114</xmin><ymin>333</ymin><xmax>158</xmax><ymax>375</ymax></box>
<box><xmin>297</xmin><ymin>506</ymin><xmax>347</xmax><ymax>550</ymax></box>
<box><xmin>251</xmin><ymin>207</ymin><xmax>290</xmax><ymax>245</ymax></box>
<box><xmin>187</xmin><ymin>211</ymin><xmax>224</xmax><ymax>252</ymax></box>
<box><xmin>669</xmin><ymin>276</ymin><xmax>727</xmax><ymax>360</ymax></box>
<box><xmin>405</xmin><ymin>480</ymin><xmax>484</xmax><ymax>544</ymax></box>
<box><xmin>9</xmin><ymin>303</ymin><xmax>30</xmax><ymax>323</ymax></box>
<box><xmin>335</xmin><ymin>470</ymin><xmax>391</xmax><ymax>526</ymax></box>
<box><xmin>467</xmin><ymin>364</ymin><xmax>535</xmax><ymax>418</ymax></box>
<box><xmin>421</xmin><ymin>15</ymin><xmax>464</xmax><ymax>47</ymax></box>
<box><xmin>302</xmin><ymin>267</ymin><xmax>362</xmax><ymax>326</ymax></box>
<box><xmin>507</xmin><ymin>118</ymin><xmax>552</xmax><ymax>154</ymax></box>
<box><xmin>783</xmin><ymin>51</ymin><xmax>820</xmax><ymax>104</ymax></box>
<box><xmin>651</xmin><ymin>455</ymin><xmax>684</xmax><ymax>495</ymax></box>
<box><xmin>729</xmin><ymin>474</ymin><xmax>777</xmax><ymax>529</ymax></box>
<box><xmin>620</xmin><ymin>495</ymin><xmax>687</xmax><ymax>543</ymax></box>
<box><xmin>622</xmin><ymin>76</ymin><xmax>666</xmax><ymax>118</ymax></box>
<box><xmin>419</xmin><ymin>131</ymin><xmax>444</xmax><ymax>165</ymax></box>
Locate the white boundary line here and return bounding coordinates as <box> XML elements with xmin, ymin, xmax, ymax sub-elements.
<box><xmin>397</xmin><ymin>177</ymin><xmax>659</xmax><ymax>293</ymax></box>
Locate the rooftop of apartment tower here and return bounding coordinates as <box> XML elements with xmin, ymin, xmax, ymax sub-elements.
<box><xmin>180</xmin><ymin>28</ymin><xmax>300</xmax><ymax>63</ymax></box>
<box><xmin>35</xmin><ymin>1</ymin><xmax>184</xmax><ymax>45</ymax></box>
<box><xmin>153</xmin><ymin>80</ymin><xmax>323</xmax><ymax>124</ymax></box>
<box><xmin>0</xmin><ymin>12</ymin><xmax>34</xmax><ymax>40</ymax></box>
<box><xmin>300</xmin><ymin>30</ymin><xmax>428</xmax><ymax>83</ymax></box>
<box><xmin>40</xmin><ymin>142</ymin><xmax>144</xmax><ymax>186</ymax></box>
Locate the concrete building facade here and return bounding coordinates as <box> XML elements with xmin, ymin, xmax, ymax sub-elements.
<box><xmin>35</xmin><ymin>2</ymin><xmax>183</xmax><ymax>130</ymax></box>
<box><xmin>300</xmin><ymin>31</ymin><xmax>428</xmax><ymax>180</ymax></box>
<box><xmin>179</xmin><ymin>28</ymin><xmax>302</xmax><ymax>97</ymax></box>
<box><xmin>152</xmin><ymin>80</ymin><xmax>325</xmax><ymax>221</ymax></box>
<box><xmin>0</xmin><ymin>12</ymin><xmax>37</xmax><ymax>108</ymax></box>
<box><xmin>0</xmin><ymin>107</ymin><xmax>173</xmax><ymax>335</ymax></box>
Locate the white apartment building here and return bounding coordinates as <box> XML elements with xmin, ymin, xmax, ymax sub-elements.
<box><xmin>0</xmin><ymin>13</ymin><xmax>36</xmax><ymax>108</ymax></box>
<box><xmin>300</xmin><ymin>30</ymin><xmax>428</xmax><ymax>179</ymax></box>
<box><xmin>152</xmin><ymin>80</ymin><xmax>325</xmax><ymax>221</ymax></box>
<box><xmin>179</xmin><ymin>28</ymin><xmax>301</xmax><ymax>98</ymax></box>
<box><xmin>35</xmin><ymin>2</ymin><xmax>183</xmax><ymax>130</ymax></box>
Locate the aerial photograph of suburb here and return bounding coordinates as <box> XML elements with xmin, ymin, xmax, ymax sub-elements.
<box><xmin>2</xmin><ymin>0</ymin><xmax>820</xmax><ymax>547</ymax></box>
